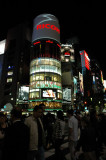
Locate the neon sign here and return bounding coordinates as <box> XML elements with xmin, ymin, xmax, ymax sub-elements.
<box><xmin>46</xmin><ymin>40</ymin><xmax>53</xmax><ymax>43</ymax></box>
<box><xmin>36</xmin><ymin>24</ymin><xmax>60</xmax><ymax>34</ymax></box>
<box><xmin>84</xmin><ymin>51</ymin><xmax>90</xmax><ymax>70</ymax></box>
<box><xmin>80</xmin><ymin>50</ymin><xmax>90</xmax><ymax>70</ymax></box>
<box><xmin>33</xmin><ymin>41</ymin><xmax>41</xmax><ymax>45</ymax></box>
<box><xmin>30</xmin><ymin>81</ymin><xmax>62</xmax><ymax>89</ymax></box>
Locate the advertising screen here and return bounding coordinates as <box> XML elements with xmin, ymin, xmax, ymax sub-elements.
<box><xmin>63</xmin><ymin>88</ymin><xmax>71</xmax><ymax>101</ymax></box>
<box><xmin>73</xmin><ymin>77</ymin><xmax>77</xmax><ymax>98</ymax></box>
<box><xmin>79</xmin><ymin>72</ymin><xmax>84</xmax><ymax>95</ymax></box>
<box><xmin>42</xmin><ymin>89</ymin><xmax>56</xmax><ymax>98</ymax></box>
<box><xmin>32</xmin><ymin>14</ymin><xmax>60</xmax><ymax>43</ymax></box>
<box><xmin>18</xmin><ymin>86</ymin><xmax>29</xmax><ymax>102</ymax></box>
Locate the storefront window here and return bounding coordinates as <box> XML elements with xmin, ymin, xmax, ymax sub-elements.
<box><xmin>57</xmin><ymin>92</ymin><xmax>62</xmax><ymax>99</ymax></box>
<box><xmin>54</xmin><ymin>75</ymin><xmax>58</xmax><ymax>81</ymax></box>
<box><xmin>40</xmin><ymin>74</ymin><xmax>44</xmax><ymax>80</ymax></box>
<box><xmin>36</xmin><ymin>75</ymin><xmax>40</xmax><ymax>80</ymax></box>
<box><xmin>32</xmin><ymin>40</ymin><xmax>61</xmax><ymax>61</ymax></box>
<box><xmin>29</xmin><ymin>92</ymin><xmax>40</xmax><ymax>99</ymax></box>
<box><xmin>7</xmin><ymin>71</ymin><xmax>13</xmax><ymax>76</ymax></box>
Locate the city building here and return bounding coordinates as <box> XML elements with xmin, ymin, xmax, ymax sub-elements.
<box><xmin>90</xmin><ymin>59</ymin><xmax>104</xmax><ymax>94</ymax></box>
<box><xmin>0</xmin><ymin>39</ymin><xmax>6</xmax><ymax>80</ymax></box>
<box><xmin>90</xmin><ymin>59</ymin><xmax>105</xmax><ymax>109</ymax></box>
<box><xmin>0</xmin><ymin>15</ymin><xmax>105</xmax><ymax>113</ymax></box>
<box><xmin>29</xmin><ymin>14</ymin><xmax>62</xmax><ymax>110</ymax></box>
<box><xmin>0</xmin><ymin>22</ymin><xmax>32</xmax><ymax>109</ymax></box>
<box><xmin>79</xmin><ymin>50</ymin><xmax>92</xmax><ymax>109</ymax></box>
<box><xmin>60</xmin><ymin>44</ymin><xmax>75</xmax><ymax>110</ymax></box>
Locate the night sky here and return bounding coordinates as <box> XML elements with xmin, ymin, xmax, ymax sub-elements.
<box><xmin>0</xmin><ymin>1</ymin><xmax>106</xmax><ymax>78</ymax></box>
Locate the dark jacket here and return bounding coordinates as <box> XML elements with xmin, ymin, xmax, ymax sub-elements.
<box><xmin>77</xmin><ymin>123</ymin><xmax>97</xmax><ymax>152</ymax></box>
<box><xmin>3</xmin><ymin>120</ymin><xmax>29</xmax><ymax>160</ymax></box>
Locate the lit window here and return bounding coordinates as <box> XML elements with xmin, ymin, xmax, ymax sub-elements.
<box><xmin>0</xmin><ymin>40</ymin><xmax>6</xmax><ymax>55</ymax></box>
<box><xmin>7</xmin><ymin>78</ymin><xmax>12</xmax><ymax>83</ymax></box>
<box><xmin>54</xmin><ymin>75</ymin><xmax>58</xmax><ymax>81</ymax></box>
<box><xmin>7</xmin><ymin>71</ymin><xmax>13</xmax><ymax>76</ymax></box>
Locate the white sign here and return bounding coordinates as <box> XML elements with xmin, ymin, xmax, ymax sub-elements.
<box><xmin>0</xmin><ymin>40</ymin><xmax>6</xmax><ymax>55</ymax></box>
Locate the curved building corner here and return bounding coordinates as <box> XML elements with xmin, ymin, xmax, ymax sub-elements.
<box><xmin>29</xmin><ymin>14</ymin><xmax>62</xmax><ymax>110</ymax></box>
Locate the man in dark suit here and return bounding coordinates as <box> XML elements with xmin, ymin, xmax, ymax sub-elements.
<box><xmin>3</xmin><ymin>107</ymin><xmax>29</xmax><ymax>160</ymax></box>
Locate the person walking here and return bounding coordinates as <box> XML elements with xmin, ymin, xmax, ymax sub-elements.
<box><xmin>76</xmin><ymin>116</ymin><xmax>97</xmax><ymax>160</ymax></box>
<box><xmin>67</xmin><ymin>109</ymin><xmax>79</xmax><ymax>160</ymax></box>
<box><xmin>53</xmin><ymin>110</ymin><xmax>65</xmax><ymax>160</ymax></box>
<box><xmin>3</xmin><ymin>107</ymin><xmax>30</xmax><ymax>160</ymax></box>
<box><xmin>25</xmin><ymin>105</ymin><xmax>46</xmax><ymax>160</ymax></box>
<box><xmin>0</xmin><ymin>112</ymin><xmax>8</xmax><ymax>160</ymax></box>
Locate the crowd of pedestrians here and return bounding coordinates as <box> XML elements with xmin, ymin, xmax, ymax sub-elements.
<box><xmin>0</xmin><ymin>104</ymin><xmax>106</xmax><ymax>160</ymax></box>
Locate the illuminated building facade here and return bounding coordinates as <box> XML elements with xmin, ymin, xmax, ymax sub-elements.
<box><xmin>80</xmin><ymin>50</ymin><xmax>92</xmax><ymax>104</ymax></box>
<box><xmin>60</xmin><ymin>44</ymin><xmax>75</xmax><ymax>110</ymax></box>
<box><xmin>29</xmin><ymin>14</ymin><xmax>62</xmax><ymax>109</ymax></box>
<box><xmin>90</xmin><ymin>59</ymin><xmax>104</xmax><ymax>94</ymax></box>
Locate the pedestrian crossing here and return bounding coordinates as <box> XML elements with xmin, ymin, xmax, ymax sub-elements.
<box><xmin>45</xmin><ymin>136</ymin><xmax>83</xmax><ymax>160</ymax></box>
<box><xmin>45</xmin><ymin>137</ymin><xmax>70</xmax><ymax>160</ymax></box>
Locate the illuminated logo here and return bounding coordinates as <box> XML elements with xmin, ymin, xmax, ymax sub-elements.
<box><xmin>36</xmin><ymin>24</ymin><xmax>60</xmax><ymax>34</ymax></box>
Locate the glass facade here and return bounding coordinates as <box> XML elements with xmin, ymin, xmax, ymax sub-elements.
<box><xmin>29</xmin><ymin>40</ymin><xmax>62</xmax><ymax>109</ymax></box>
<box><xmin>31</xmin><ymin>40</ymin><xmax>61</xmax><ymax>61</ymax></box>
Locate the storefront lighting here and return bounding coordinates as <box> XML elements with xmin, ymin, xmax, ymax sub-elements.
<box><xmin>29</xmin><ymin>99</ymin><xmax>62</xmax><ymax>102</ymax></box>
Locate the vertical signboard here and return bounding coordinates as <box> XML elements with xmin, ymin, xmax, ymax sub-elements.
<box><xmin>80</xmin><ymin>50</ymin><xmax>90</xmax><ymax>70</ymax></box>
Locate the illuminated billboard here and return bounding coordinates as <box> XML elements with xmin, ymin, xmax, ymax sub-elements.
<box><xmin>79</xmin><ymin>72</ymin><xmax>84</xmax><ymax>95</ymax></box>
<box><xmin>104</xmin><ymin>80</ymin><xmax>106</xmax><ymax>91</ymax></box>
<box><xmin>18</xmin><ymin>86</ymin><xmax>29</xmax><ymax>103</ymax></box>
<box><xmin>32</xmin><ymin>14</ymin><xmax>60</xmax><ymax>43</ymax></box>
<box><xmin>73</xmin><ymin>77</ymin><xmax>77</xmax><ymax>98</ymax></box>
<box><xmin>42</xmin><ymin>89</ymin><xmax>56</xmax><ymax>98</ymax></box>
<box><xmin>0</xmin><ymin>40</ymin><xmax>6</xmax><ymax>55</ymax></box>
<box><xmin>80</xmin><ymin>50</ymin><xmax>90</xmax><ymax>70</ymax></box>
<box><xmin>63</xmin><ymin>88</ymin><xmax>71</xmax><ymax>102</ymax></box>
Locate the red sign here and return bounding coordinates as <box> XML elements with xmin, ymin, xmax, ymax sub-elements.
<box><xmin>64</xmin><ymin>52</ymin><xmax>70</xmax><ymax>56</ymax></box>
<box><xmin>37</xmin><ymin>24</ymin><xmax>60</xmax><ymax>34</ymax></box>
<box><xmin>80</xmin><ymin>50</ymin><xmax>90</xmax><ymax>70</ymax></box>
<box><xmin>84</xmin><ymin>51</ymin><xmax>90</xmax><ymax>70</ymax></box>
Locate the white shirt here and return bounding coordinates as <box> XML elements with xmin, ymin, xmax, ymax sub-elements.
<box><xmin>60</xmin><ymin>120</ymin><xmax>65</xmax><ymax>136</ymax></box>
<box><xmin>68</xmin><ymin>116</ymin><xmax>78</xmax><ymax>141</ymax></box>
